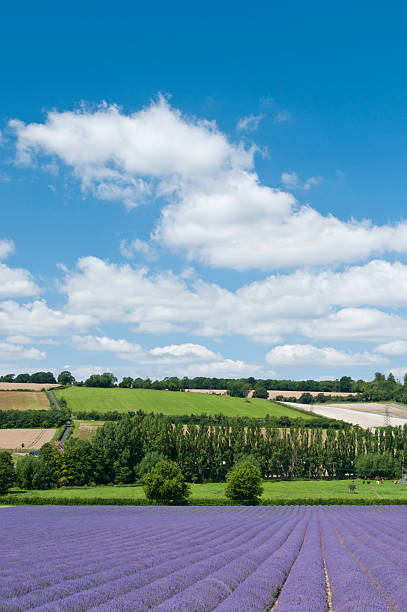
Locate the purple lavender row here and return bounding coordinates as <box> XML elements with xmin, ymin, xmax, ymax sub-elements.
<box><xmin>45</xmin><ymin>511</ymin><xmax>298</xmax><ymax>612</ymax></box>
<box><xmin>320</xmin><ymin>512</ymin><xmax>389</xmax><ymax>612</ymax></box>
<box><xmin>131</xmin><ymin>511</ymin><xmax>305</xmax><ymax>611</ymax></box>
<box><xmin>1</xmin><ymin>506</ymin><xmax>278</xmax><ymax>599</ymax></box>
<box><xmin>330</xmin><ymin>512</ymin><xmax>407</xmax><ymax>610</ymax></box>
<box><xmin>211</xmin><ymin>508</ymin><xmax>311</xmax><ymax>611</ymax></box>
<box><xmin>271</xmin><ymin>512</ymin><xmax>327</xmax><ymax>612</ymax></box>
<box><xmin>0</xmin><ymin>513</ymin><xmax>237</xmax><ymax>599</ymax></box>
<box><xmin>0</xmin><ymin>507</ymin><xmax>228</xmax><ymax>572</ymax></box>
<box><xmin>6</xmin><ymin>510</ymin><xmax>292</xmax><ymax>610</ymax></box>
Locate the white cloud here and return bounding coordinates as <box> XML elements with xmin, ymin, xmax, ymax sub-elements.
<box><xmin>120</xmin><ymin>239</ymin><xmax>157</xmax><ymax>260</ymax></box>
<box><xmin>71</xmin><ymin>335</ymin><xmax>144</xmax><ymax>360</ymax></box>
<box><xmin>374</xmin><ymin>340</ymin><xmax>407</xmax><ymax>355</ymax></box>
<box><xmin>59</xmin><ymin>256</ymin><xmax>407</xmax><ymax>345</ymax></box>
<box><xmin>281</xmin><ymin>172</ymin><xmax>322</xmax><ymax>190</ymax></box>
<box><xmin>0</xmin><ymin>262</ymin><xmax>40</xmax><ymax>298</ymax></box>
<box><xmin>70</xmin><ymin>335</ymin><xmax>263</xmax><ymax>377</ymax></box>
<box><xmin>12</xmin><ymin>98</ymin><xmax>407</xmax><ymax>270</ymax></box>
<box><xmin>266</xmin><ymin>344</ymin><xmax>388</xmax><ymax>367</ymax></box>
<box><xmin>237</xmin><ymin>114</ymin><xmax>264</xmax><ymax>132</ymax></box>
<box><xmin>150</xmin><ymin>343</ymin><xmax>219</xmax><ymax>361</ymax></box>
<box><xmin>0</xmin><ymin>341</ymin><xmax>45</xmax><ymax>361</ymax></box>
<box><xmin>6</xmin><ymin>335</ymin><xmax>33</xmax><ymax>344</ymax></box>
<box><xmin>302</xmin><ymin>308</ymin><xmax>407</xmax><ymax>342</ymax></box>
<box><xmin>0</xmin><ymin>300</ymin><xmax>94</xmax><ymax>337</ymax></box>
<box><xmin>0</xmin><ymin>239</ymin><xmax>15</xmax><ymax>260</ymax></box>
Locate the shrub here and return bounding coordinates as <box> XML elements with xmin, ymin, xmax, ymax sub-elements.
<box><xmin>225</xmin><ymin>461</ymin><xmax>263</xmax><ymax>505</ymax></box>
<box><xmin>143</xmin><ymin>460</ymin><xmax>191</xmax><ymax>505</ymax></box>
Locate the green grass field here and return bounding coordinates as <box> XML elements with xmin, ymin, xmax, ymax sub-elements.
<box><xmin>5</xmin><ymin>479</ymin><xmax>407</xmax><ymax>503</ymax></box>
<box><xmin>55</xmin><ymin>387</ymin><xmax>316</xmax><ymax>419</ymax></box>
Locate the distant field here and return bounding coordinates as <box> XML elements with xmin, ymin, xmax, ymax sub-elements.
<box><xmin>0</xmin><ymin>428</ymin><xmax>56</xmax><ymax>450</ymax></box>
<box><xmin>73</xmin><ymin>420</ymin><xmax>105</xmax><ymax>441</ymax></box>
<box><xmin>0</xmin><ymin>383</ymin><xmax>59</xmax><ymax>391</ymax></box>
<box><xmin>55</xmin><ymin>387</ymin><xmax>316</xmax><ymax>420</ymax></box>
<box><xmin>8</xmin><ymin>479</ymin><xmax>407</xmax><ymax>502</ymax></box>
<box><xmin>0</xmin><ymin>391</ymin><xmax>49</xmax><ymax>411</ymax></box>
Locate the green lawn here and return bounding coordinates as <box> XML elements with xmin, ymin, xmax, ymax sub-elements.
<box><xmin>7</xmin><ymin>479</ymin><xmax>407</xmax><ymax>503</ymax></box>
<box><xmin>55</xmin><ymin>387</ymin><xmax>316</xmax><ymax>420</ymax></box>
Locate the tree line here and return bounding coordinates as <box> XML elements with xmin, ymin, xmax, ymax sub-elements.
<box><xmin>4</xmin><ymin>369</ymin><xmax>407</xmax><ymax>404</ymax></box>
<box><xmin>72</xmin><ymin>371</ymin><xmax>407</xmax><ymax>403</ymax></box>
<box><xmin>3</xmin><ymin>413</ymin><xmax>407</xmax><ymax>492</ymax></box>
<box><xmin>0</xmin><ymin>408</ymin><xmax>71</xmax><ymax>429</ymax></box>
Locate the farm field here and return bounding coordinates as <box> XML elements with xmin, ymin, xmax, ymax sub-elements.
<box><xmin>0</xmin><ymin>391</ymin><xmax>49</xmax><ymax>411</ymax></box>
<box><xmin>2</xmin><ymin>505</ymin><xmax>407</xmax><ymax>610</ymax></box>
<box><xmin>55</xmin><ymin>387</ymin><xmax>317</xmax><ymax>419</ymax></box>
<box><xmin>72</xmin><ymin>419</ymin><xmax>105</xmax><ymax>441</ymax></box>
<box><xmin>0</xmin><ymin>428</ymin><xmax>56</xmax><ymax>450</ymax></box>
<box><xmin>0</xmin><ymin>382</ymin><xmax>58</xmax><ymax>391</ymax></box>
<box><xmin>7</xmin><ymin>479</ymin><xmax>407</xmax><ymax>502</ymax></box>
<box><xmin>286</xmin><ymin>401</ymin><xmax>407</xmax><ymax>428</ymax></box>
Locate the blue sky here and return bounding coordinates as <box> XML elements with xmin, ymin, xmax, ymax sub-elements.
<box><xmin>2</xmin><ymin>1</ymin><xmax>407</xmax><ymax>381</ymax></box>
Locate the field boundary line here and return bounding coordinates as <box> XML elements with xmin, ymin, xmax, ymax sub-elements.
<box><xmin>319</xmin><ymin>522</ymin><xmax>332</xmax><ymax>612</ymax></box>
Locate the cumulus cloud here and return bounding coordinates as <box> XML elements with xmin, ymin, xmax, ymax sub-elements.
<box><xmin>70</xmin><ymin>335</ymin><xmax>262</xmax><ymax>377</ymax></box>
<box><xmin>11</xmin><ymin>98</ymin><xmax>407</xmax><ymax>270</ymax></box>
<box><xmin>0</xmin><ymin>239</ymin><xmax>15</xmax><ymax>260</ymax></box>
<box><xmin>0</xmin><ymin>341</ymin><xmax>45</xmax><ymax>361</ymax></box>
<box><xmin>0</xmin><ymin>300</ymin><xmax>94</xmax><ymax>337</ymax></box>
<box><xmin>150</xmin><ymin>343</ymin><xmax>219</xmax><ymax>361</ymax></box>
<box><xmin>0</xmin><ymin>262</ymin><xmax>40</xmax><ymax>298</ymax></box>
<box><xmin>265</xmin><ymin>344</ymin><xmax>388</xmax><ymax>367</ymax></box>
<box><xmin>59</xmin><ymin>256</ymin><xmax>407</xmax><ymax>344</ymax></box>
<box><xmin>374</xmin><ymin>340</ymin><xmax>407</xmax><ymax>355</ymax></box>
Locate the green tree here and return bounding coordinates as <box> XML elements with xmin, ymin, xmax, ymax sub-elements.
<box><xmin>15</xmin><ymin>455</ymin><xmax>37</xmax><ymax>489</ymax></box>
<box><xmin>136</xmin><ymin>451</ymin><xmax>166</xmax><ymax>482</ymax></box>
<box><xmin>253</xmin><ymin>384</ymin><xmax>268</xmax><ymax>399</ymax></box>
<box><xmin>225</xmin><ymin>461</ymin><xmax>263</xmax><ymax>504</ymax></box>
<box><xmin>227</xmin><ymin>381</ymin><xmax>250</xmax><ymax>398</ymax></box>
<box><xmin>38</xmin><ymin>442</ymin><xmax>61</xmax><ymax>486</ymax></box>
<box><xmin>143</xmin><ymin>460</ymin><xmax>191</xmax><ymax>505</ymax></box>
<box><xmin>355</xmin><ymin>452</ymin><xmax>395</xmax><ymax>478</ymax></box>
<box><xmin>57</xmin><ymin>371</ymin><xmax>76</xmax><ymax>385</ymax></box>
<box><xmin>119</xmin><ymin>377</ymin><xmax>133</xmax><ymax>388</ymax></box>
<box><xmin>0</xmin><ymin>450</ymin><xmax>14</xmax><ymax>493</ymax></box>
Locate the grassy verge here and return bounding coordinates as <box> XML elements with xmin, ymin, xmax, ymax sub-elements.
<box><xmin>55</xmin><ymin>387</ymin><xmax>317</xmax><ymax>419</ymax></box>
<box><xmin>3</xmin><ymin>479</ymin><xmax>407</xmax><ymax>505</ymax></box>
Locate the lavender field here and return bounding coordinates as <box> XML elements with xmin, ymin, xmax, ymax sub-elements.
<box><xmin>1</xmin><ymin>506</ymin><xmax>406</xmax><ymax>611</ymax></box>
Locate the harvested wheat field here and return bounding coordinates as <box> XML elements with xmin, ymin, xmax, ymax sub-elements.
<box><xmin>0</xmin><ymin>391</ymin><xmax>49</xmax><ymax>411</ymax></box>
<box><xmin>0</xmin><ymin>428</ymin><xmax>56</xmax><ymax>450</ymax></box>
<box><xmin>284</xmin><ymin>401</ymin><xmax>407</xmax><ymax>429</ymax></box>
<box><xmin>0</xmin><ymin>383</ymin><xmax>59</xmax><ymax>391</ymax></box>
<box><xmin>76</xmin><ymin>421</ymin><xmax>104</xmax><ymax>441</ymax></box>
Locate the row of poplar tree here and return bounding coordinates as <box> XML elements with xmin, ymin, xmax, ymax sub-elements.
<box><xmin>6</xmin><ymin>414</ymin><xmax>407</xmax><ymax>490</ymax></box>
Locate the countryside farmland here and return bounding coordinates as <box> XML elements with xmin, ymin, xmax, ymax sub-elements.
<box><xmin>0</xmin><ymin>428</ymin><xmax>56</xmax><ymax>450</ymax></box>
<box><xmin>0</xmin><ymin>391</ymin><xmax>49</xmax><ymax>411</ymax></box>
<box><xmin>54</xmin><ymin>387</ymin><xmax>317</xmax><ymax>419</ymax></box>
